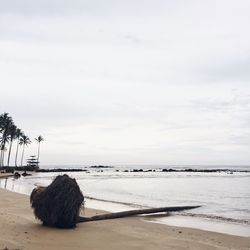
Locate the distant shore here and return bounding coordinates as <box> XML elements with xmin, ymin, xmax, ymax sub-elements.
<box><xmin>2</xmin><ymin>165</ymin><xmax>249</xmax><ymax>173</ymax></box>
<box><xmin>0</xmin><ymin>186</ymin><xmax>249</xmax><ymax>250</ymax></box>
<box><xmin>34</xmin><ymin>167</ymin><xmax>250</xmax><ymax>173</ymax></box>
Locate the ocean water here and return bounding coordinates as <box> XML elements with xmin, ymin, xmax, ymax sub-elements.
<box><xmin>1</xmin><ymin>165</ymin><xmax>250</xmax><ymax>236</ymax></box>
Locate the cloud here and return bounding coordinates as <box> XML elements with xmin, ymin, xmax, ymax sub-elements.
<box><xmin>1</xmin><ymin>0</ymin><xmax>250</xmax><ymax>165</ymax></box>
<box><xmin>229</xmin><ymin>133</ymin><xmax>250</xmax><ymax>146</ymax></box>
<box><xmin>0</xmin><ymin>0</ymin><xmax>177</xmax><ymax>16</ymax></box>
<box><xmin>192</xmin><ymin>54</ymin><xmax>250</xmax><ymax>83</ymax></box>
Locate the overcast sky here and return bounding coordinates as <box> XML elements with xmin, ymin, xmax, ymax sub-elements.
<box><xmin>1</xmin><ymin>0</ymin><xmax>250</xmax><ymax>166</ymax></box>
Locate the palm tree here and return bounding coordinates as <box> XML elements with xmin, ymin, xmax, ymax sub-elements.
<box><xmin>14</xmin><ymin>129</ymin><xmax>23</xmax><ymax>167</ymax></box>
<box><xmin>7</xmin><ymin>124</ymin><xmax>17</xmax><ymax>167</ymax></box>
<box><xmin>35</xmin><ymin>135</ymin><xmax>44</xmax><ymax>167</ymax></box>
<box><xmin>0</xmin><ymin>113</ymin><xmax>7</xmax><ymax>166</ymax></box>
<box><xmin>0</xmin><ymin>113</ymin><xmax>13</xmax><ymax>167</ymax></box>
<box><xmin>19</xmin><ymin>134</ymin><xmax>31</xmax><ymax>167</ymax></box>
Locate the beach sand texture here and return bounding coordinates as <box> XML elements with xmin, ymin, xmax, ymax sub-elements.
<box><xmin>0</xmin><ymin>187</ymin><xmax>249</xmax><ymax>250</ymax></box>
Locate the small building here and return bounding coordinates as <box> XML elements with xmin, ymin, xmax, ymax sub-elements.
<box><xmin>26</xmin><ymin>155</ymin><xmax>39</xmax><ymax>170</ymax></box>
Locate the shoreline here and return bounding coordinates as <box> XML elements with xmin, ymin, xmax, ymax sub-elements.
<box><xmin>0</xmin><ymin>187</ymin><xmax>249</xmax><ymax>250</ymax></box>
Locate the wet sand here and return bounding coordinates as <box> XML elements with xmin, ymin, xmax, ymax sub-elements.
<box><xmin>0</xmin><ymin>173</ymin><xmax>14</xmax><ymax>179</ymax></box>
<box><xmin>0</xmin><ymin>187</ymin><xmax>249</xmax><ymax>250</ymax></box>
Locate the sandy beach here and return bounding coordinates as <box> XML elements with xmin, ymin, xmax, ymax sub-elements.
<box><xmin>0</xmin><ymin>186</ymin><xmax>249</xmax><ymax>250</ymax></box>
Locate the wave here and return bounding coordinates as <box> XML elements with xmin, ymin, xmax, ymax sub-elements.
<box><xmin>85</xmin><ymin>195</ymin><xmax>147</xmax><ymax>209</ymax></box>
<box><xmin>180</xmin><ymin>212</ymin><xmax>250</xmax><ymax>225</ymax></box>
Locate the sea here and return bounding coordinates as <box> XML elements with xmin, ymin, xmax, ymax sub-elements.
<box><xmin>1</xmin><ymin>164</ymin><xmax>250</xmax><ymax>237</ymax></box>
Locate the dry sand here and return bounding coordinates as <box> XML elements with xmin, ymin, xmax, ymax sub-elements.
<box><xmin>0</xmin><ymin>185</ymin><xmax>250</xmax><ymax>250</ymax></box>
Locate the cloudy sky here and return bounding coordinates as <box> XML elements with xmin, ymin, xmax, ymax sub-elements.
<box><xmin>1</xmin><ymin>0</ymin><xmax>250</xmax><ymax>166</ymax></box>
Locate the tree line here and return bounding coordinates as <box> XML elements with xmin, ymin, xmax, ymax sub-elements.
<box><xmin>0</xmin><ymin>112</ymin><xmax>44</xmax><ymax>168</ymax></box>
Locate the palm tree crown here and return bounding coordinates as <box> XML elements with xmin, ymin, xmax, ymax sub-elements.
<box><xmin>35</xmin><ymin>135</ymin><xmax>44</xmax><ymax>143</ymax></box>
<box><xmin>19</xmin><ymin>135</ymin><xmax>31</xmax><ymax>146</ymax></box>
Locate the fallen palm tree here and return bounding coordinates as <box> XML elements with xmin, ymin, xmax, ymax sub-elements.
<box><xmin>30</xmin><ymin>174</ymin><xmax>201</xmax><ymax>228</ymax></box>
<box><xmin>78</xmin><ymin>205</ymin><xmax>201</xmax><ymax>222</ymax></box>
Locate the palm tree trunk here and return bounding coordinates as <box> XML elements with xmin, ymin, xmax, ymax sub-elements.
<box><xmin>0</xmin><ymin>137</ymin><xmax>4</xmax><ymax>167</ymax></box>
<box><xmin>1</xmin><ymin>133</ymin><xmax>7</xmax><ymax>167</ymax></box>
<box><xmin>37</xmin><ymin>142</ymin><xmax>40</xmax><ymax>166</ymax></box>
<box><xmin>21</xmin><ymin>145</ymin><xmax>25</xmax><ymax>167</ymax></box>
<box><xmin>15</xmin><ymin>140</ymin><xmax>20</xmax><ymax>167</ymax></box>
<box><xmin>0</xmin><ymin>149</ymin><xmax>3</xmax><ymax>167</ymax></box>
<box><xmin>2</xmin><ymin>138</ymin><xmax>8</xmax><ymax>167</ymax></box>
<box><xmin>78</xmin><ymin>205</ymin><xmax>201</xmax><ymax>223</ymax></box>
<box><xmin>0</xmin><ymin>144</ymin><xmax>3</xmax><ymax>166</ymax></box>
<box><xmin>2</xmin><ymin>146</ymin><xmax>6</xmax><ymax>167</ymax></box>
<box><xmin>1</xmin><ymin>149</ymin><xmax>4</xmax><ymax>167</ymax></box>
<box><xmin>7</xmin><ymin>139</ymin><xmax>13</xmax><ymax>167</ymax></box>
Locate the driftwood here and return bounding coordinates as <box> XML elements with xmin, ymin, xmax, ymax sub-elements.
<box><xmin>78</xmin><ymin>205</ymin><xmax>201</xmax><ymax>223</ymax></box>
<box><xmin>30</xmin><ymin>174</ymin><xmax>201</xmax><ymax>228</ymax></box>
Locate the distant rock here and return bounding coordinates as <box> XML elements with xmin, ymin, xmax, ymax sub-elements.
<box><xmin>89</xmin><ymin>165</ymin><xmax>114</xmax><ymax>169</ymax></box>
<box><xmin>14</xmin><ymin>172</ymin><xmax>21</xmax><ymax>178</ymax></box>
<box><xmin>22</xmin><ymin>172</ymin><xmax>32</xmax><ymax>177</ymax></box>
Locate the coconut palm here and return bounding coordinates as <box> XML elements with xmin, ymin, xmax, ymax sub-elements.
<box><xmin>7</xmin><ymin>124</ymin><xmax>17</xmax><ymax>167</ymax></box>
<box><xmin>19</xmin><ymin>134</ymin><xmax>31</xmax><ymax>167</ymax></box>
<box><xmin>0</xmin><ymin>113</ymin><xmax>13</xmax><ymax>167</ymax></box>
<box><xmin>14</xmin><ymin>128</ymin><xmax>23</xmax><ymax>167</ymax></box>
<box><xmin>0</xmin><ymin>113</ymin><xmax>8</xmax><ymax>166</ymax></box>
<box><xmin>35</xmin><ymin>135</ymin><xmax>44</xmax><ymax>167</ymax></box>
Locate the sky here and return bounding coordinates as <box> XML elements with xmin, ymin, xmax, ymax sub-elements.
<box><xmin>0</xmin><ymin>0</ymin><xmax>250</xmax><ymax>166</ymax></box>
